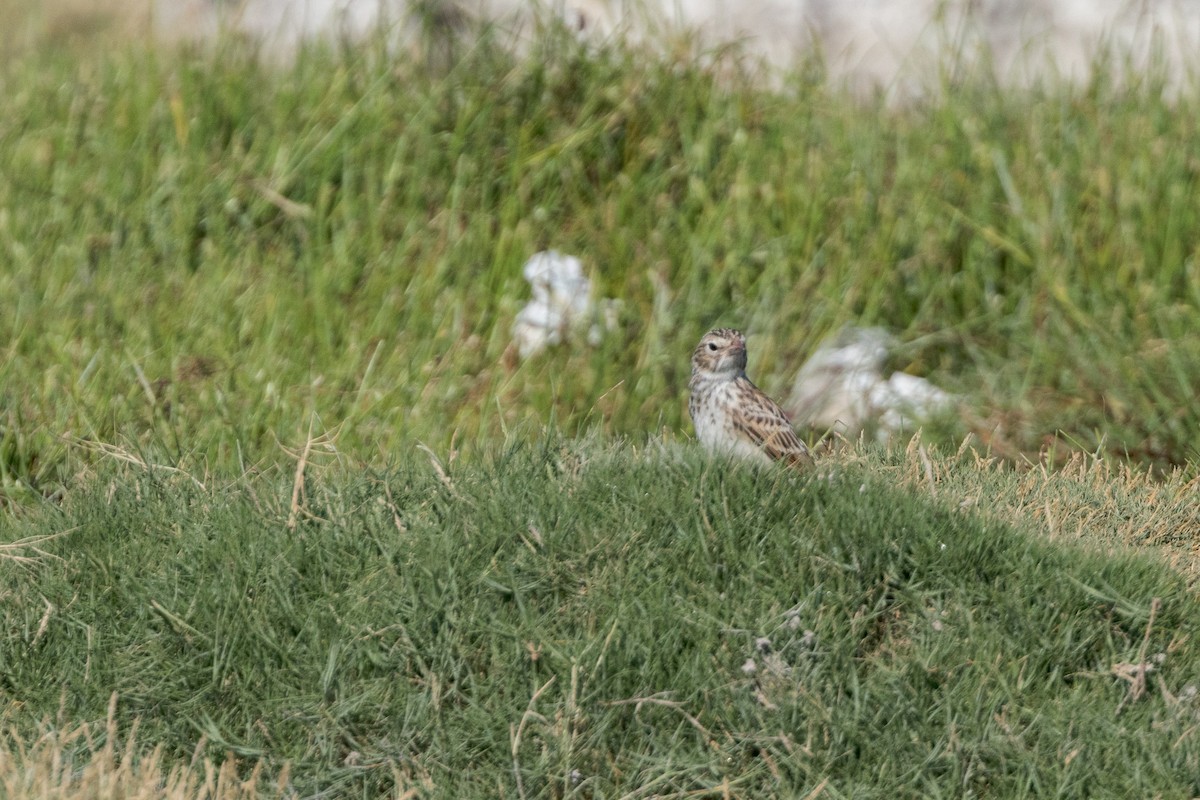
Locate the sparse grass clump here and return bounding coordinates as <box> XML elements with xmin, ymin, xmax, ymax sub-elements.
<box><xmin>3</xmin><ymin>441</ymin><xmax>1199</xmax><ymax>796</ymax></box>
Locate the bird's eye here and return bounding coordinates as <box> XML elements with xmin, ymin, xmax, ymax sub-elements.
<box><xmin>707</xmin><ymin>342</ymin><xmax>718</xmax><ymax>351</ymax></box>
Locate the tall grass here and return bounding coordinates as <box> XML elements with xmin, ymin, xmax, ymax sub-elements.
<box><xmin>3</xmin><ymin>440</ymin><xmax>1199</xmax><ymax>796</ymax></box>
<box><xmin>1</xmin><ymin>15</ymin><xmax>1199</xmax><ymax>507</ymax></box>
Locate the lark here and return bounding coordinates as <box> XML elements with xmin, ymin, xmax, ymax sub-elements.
<box><xmin>689</xmin><ymin>328</ymin><xmax>813</xmax><ymax>467</ymax></box>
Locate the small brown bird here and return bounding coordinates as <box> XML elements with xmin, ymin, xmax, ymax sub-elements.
<box><xmin>689</xmin><ymin>328</ymin><xmax>813</xmax><ymax>467</ymax></box>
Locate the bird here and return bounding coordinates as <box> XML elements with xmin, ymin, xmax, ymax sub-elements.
<box><xmin>688</xmin><ymin>328</ymin><xmax>814</xmax><ymax>467</ymax></box>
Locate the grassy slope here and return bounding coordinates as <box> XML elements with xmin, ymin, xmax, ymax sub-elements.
<box><xmin>3</xmin><ymin>441</ymin><xmax>1200</xmax><ymax>797</ymax></box>
<box><xmin>2</xmin><ymin>27</ymin><xmax>1200</xmax><ymax>509</ymax></box>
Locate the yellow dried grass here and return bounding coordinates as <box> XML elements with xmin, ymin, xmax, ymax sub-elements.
<box><xmin>0</xmin><ymin>694</ymin><xmax>288</xmax><ymax>800</ymax></box>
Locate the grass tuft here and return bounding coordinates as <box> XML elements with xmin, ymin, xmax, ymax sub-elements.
<box><xmin>0</xmin><ymin>693</ymin><xmax>285</xmax><ymax>800</ymax></box>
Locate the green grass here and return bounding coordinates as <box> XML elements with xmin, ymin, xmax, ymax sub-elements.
<box><xmin>2</xmin><ymin>26</ymin><xmax>1200</xmax><ymax>508</ymax></box>
<box><xmin>3</xmin><ymin>440</ymin><xmax>1199</xmax><ymax>796</ymax></box>
<box><xmin>4</xmin><ymin>15</ymin><xmax>1200</xmax><ymax>797</ymax></box>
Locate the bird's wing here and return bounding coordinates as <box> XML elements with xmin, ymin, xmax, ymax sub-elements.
<box><xmin>733</xmin><ymin>379</ymin><xmax>814</xmax><ymax>467</ymax></box>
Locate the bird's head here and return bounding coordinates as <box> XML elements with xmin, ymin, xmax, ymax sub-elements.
<box><xmin>691</xmin><ymin>328</ymin><xmax>748</xmax><ymax>379</ymax></box>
